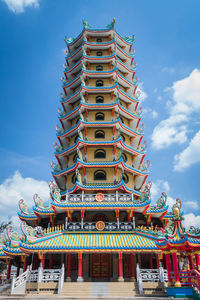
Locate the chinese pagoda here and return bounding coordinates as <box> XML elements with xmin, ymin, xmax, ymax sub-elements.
<box><xmin>1</xmin><ymin>19</ymin><xmax>200</xmax><ymax>296</ymax></box>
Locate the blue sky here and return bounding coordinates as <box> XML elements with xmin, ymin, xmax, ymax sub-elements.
<box><xmin>0</xmin><ymin>0</ymin><xmax>200</xmax><ymax>228</ymax></box>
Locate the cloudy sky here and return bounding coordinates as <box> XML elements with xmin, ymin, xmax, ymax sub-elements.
<box><xmin>0</xmin><ymin>0</ymin><xmax>200</xmax><ymax>228</ymax></box>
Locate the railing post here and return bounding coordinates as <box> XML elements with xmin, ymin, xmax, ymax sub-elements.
<box><xmin>116</xmin><ymin>191</ymin><xmax>118</xmax><ymax>202</ymax></box>
<box><xmin>82</xmin><ymin>190</ymin><xmax>84</xmax><ymax>202</ymax></box>
<box><xmin>136</xmin><ymin>264</ymin><xmax>143</xmax><ymax>295</ymax></box>
<box><xmin>159</xmin><ymin>266</ymin><xmax>164</xmax><ymax>282</ymax></box>
<box><xmin>37</xmin><ymin>263</ymin><xmax>43</xmax><ymax>283</ymax></box>
<box><xmin>58</xmin><ymin>264</ymin><xmax>65</xmax><ymax>294</ymax></box>
<box><xmin>10</xmin><ymin>274</ymin><xmax>16</xmax><ymax>294</ymax></box>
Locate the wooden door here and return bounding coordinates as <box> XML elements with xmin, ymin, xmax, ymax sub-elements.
<box><xmin>91</xmin><ymin>253</ymin><xmax>110</xmax><ymax>278</ymax></box>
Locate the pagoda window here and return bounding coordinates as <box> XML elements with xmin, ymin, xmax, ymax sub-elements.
<box><xmin>97</xmin><ymin>38</ymin><xmax>102</xmax><ymax>42</ymax></box>
<box><xmin>96</xmin><ymin>51</ymin><xmax>103</xmax><ymax>56</ymax></box>
<box><xmin>74</xmin><ymin>135</ymin><xmax>79</xmax><ymax>144</ymax></box>
<box><xmin>120</xmin><ymin>117</ymin><xmax>124</xmax><ymax>124</ymax></box>
<box><xmin>96</xmin><ymin>80</ymin><xmax>104</xmax><ymax>87</ymax></box>
<box><xmin>96</xmin><ymin>96</ymin><xmax>104</xmax><ymax>103</ymax></box>
<box><xmin>73</xmin><ymin>153</ymin><xmax>78</xmax><ymax>162</ymax></box>
<box><xmin>122</xmin><ymin>153</ymin><xmax>127</xmax><ymax>162</ymax></box>
<box><xmin>123</xmin><ymin>173</ymin><xmax>129</xmax><ymax>184</ymax></box>
<box><xmin>120</xmin><ymin>134</ymin><xmax>126</xmax><ymax>142</ymax></box>
<box><xmin>95</xmin><ymin>112</ymin><xmax>105</xmax><ymax>121</ymax></box>
<box><xmin>94</xmin><ymin>170</ymin><xmax>106</xmax><ymax>180</ymax></box>
<box><xmin>95</xmin><ymin>149</ymin><xmax>106</xmax><ymax>159</ymax></box>
<box><xmin>72</xmin><ymin>173</ymin><xmax>77</xmax><ymax>184</ymax></box>
<box><xmin>95</xmin><ymin>130</ymin><xmax>105</xmax><ymax>139</ymax></box>
<box><xmin>96</xmin><ymin>65</ymin><xmax>103</xmax><ymax>71</ymax></box>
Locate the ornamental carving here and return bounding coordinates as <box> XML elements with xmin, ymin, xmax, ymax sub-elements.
<box><xmin>172</xmin><ymin>198</ymin><xmax>182</xmax><ymax>220</ymax></box>
<box><xmin>96</xmin><ymin>221</ymin><xmax>105</xmax><ymax>231</ymax></box>
<box><xmin>18</xmin><ymin>199</ymin><xmax>32</xmax><ymax>215</ymax></box>
<box><xmin>95</xmin><ymin>193</ymin><xmax>104</xmax><ymax>202</ymax></box>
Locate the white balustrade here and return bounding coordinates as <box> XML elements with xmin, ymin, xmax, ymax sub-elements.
<box><xmin>67</xmin><ymin>193</ymin><xmax>134</xmax><ymax>203</ymax></box>
<box><xmin>11</xmin><ymin>269</ymin><xmax>29</xmax><ymax>295</ymax></box>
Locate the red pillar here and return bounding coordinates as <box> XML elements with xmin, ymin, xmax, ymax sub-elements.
<box><xmin>49</xmin><ymin>254</ymin><xmax>53</xmax><ymax>269</ymax></box>
<box><xmin>172</xmin><ymin>252</ymin><xmax>181</xmax><ymax>287</ymax></box>
<box><xmin>118</xmin><ymin>252</ymin><xmax>124</xmax><ymax>282</ymax></box>
<box><xmin>149</xmin><ymin>254</ymin><xmax>153</xmax><ymax>269</ymax></box>
<box><xmin>165</xmin><ymin>253</ymin><xmax>172</xmax><ymax>286</ymax></box>
<box><xmin>23</xmin><ymin>257</ymin><xmax>27</xmax><ymax>272</ymax></box>
<box><xmin>41</xmin><ymin>254</ymin><xmax>45</xmax><ymax>269</ymax></box>
<box><xmin>188</xmin><ymin>254</ymin><xmax>194</xmax><ymax>270</ymax></box>
<box><xmin>7</xmin><ymin>260</ymin><xmax>12</xmax><ymax>280</ymax></box>
<box><xmin>195</xmin><ymin>253</ymin><xmax>200</xmax><ymax>271</ymax></box>
<box><xmin>16</xmin><ymin>261</ymin><xmax>20</xmax><ymax>277</ymax></box>
<box><xmin>156</xmin><ymin>254</ymin><xmax>160</xmax><ymax>269</ymax></box>
<box><xmin>130</xmin><ymin>253</ymin><xmax>136</xmax><ymax>281</ymax></box>
<box><xmin>66</xmin><ymin>253</ymin><xmax>72</xmax><ymax>281</ymax></box>
<box><xmin>77</xmin><ymin>253</ymin><xmax>83</xmax><ymax>282</ymax></box>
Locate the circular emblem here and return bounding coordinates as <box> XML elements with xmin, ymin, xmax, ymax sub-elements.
<box><xmin>96</xmin><ymin>193</ymin><xmax>104</xmax><ymax>202</ymax></box>
<box><xmin>96</xmin><ymin>221</ymin><xmax>105</xmax><ymax>231</ymax></box>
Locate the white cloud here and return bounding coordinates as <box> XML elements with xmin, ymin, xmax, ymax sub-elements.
<box><xmin>183</xmin><ymin>213</ymin><xmax>200</xmax><ymax>229</ymax></box>
<box><xmin>161</xmin><ymin>67</ymin><xmax>175</xmax><ymax>74</ymax></box>
<box><xmin>2</xmin><ymin>0</ymin><xmax>39</xmax><ymax>13</ymax></box>
<box><xmin>143</xmin><ymin>107</ymin><xmax>158</xmax><ymax>119</ymax></box>
<box><xmin>0</xmin><ymin>171</ymin><xmax>49</xmax><ymax>224</ymax></box>
<box><xmin>184</xmin><ymin>201</ymin><xmax>199</xmax><ymax>210</ymax></box>
<box><xmin>137</xmin><ymin>82</ymin><xmax>147</xmax><ymax>101</ymax></box>
<box><xmin>174</xmin><ymin>129</ymin><xmax>200</xmax><ymax>171</ymax></box>
<box><xmin>151</xmin><ymin>114</ymin><xmax>188</xmax><ymax>149</ymax></box>
<box><xmin>151</xmin><ymin>69</ymin><xmax>200</xmax><ymax>150</ymax></box>
<box><xmin>151</xmin><ymin>179</ymin><xmax>170</xmax><ymax>204</ymax></box>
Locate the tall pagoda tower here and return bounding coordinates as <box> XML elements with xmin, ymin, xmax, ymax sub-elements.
<box><xmin>2</xmin><ymin>20</ymin><xmax>171</xmax><ymax>286</ymax></box>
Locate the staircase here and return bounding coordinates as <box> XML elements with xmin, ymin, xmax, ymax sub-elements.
<box><xmin>62</xmin><ymin>282</ymin><xmax>142</xmax><ymax>297</ymax></box>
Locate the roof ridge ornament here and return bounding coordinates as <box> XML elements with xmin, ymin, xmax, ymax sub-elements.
<box><xmin>82</xmin><ymin>18</ymin><xmax>92</xmax><ymax>29</ymax></box>
<box><xmin>106</xmin><ymin>18</ymin><xmax>115</xmax><ymax>29</ymax></box>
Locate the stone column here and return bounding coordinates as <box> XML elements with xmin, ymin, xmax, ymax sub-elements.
<box><xmin>172</xmin><ymin>252</ymin><xmax>181</xmax><ymax>287</ymax></box>
<box><xmin>130</xmin><ymin>253</ymin><xmax>136</xmax><ymax>281</ymax></box>
<box><xmin>7</xmin><ymin>260</ymin><xmax>12</xmax><ymax>280</ymax></box>
<box><xmin>77</xmin><ymin>252</ymin><xmax>83</xmax><ymax>282</ymax></box>
<box><xmin>165</xmin><ymin>253</ymin><xmax>172</xmax><ymax>286</ymax></box>
<box><xmin>66</xmin><ymin>253</ymin><xmax>72</xmax><ymax>282</ymax></box>
<box><xmin>118</xmin><ymin>252</ymin><xmax>124</xmax><ymax>282</ymax></box>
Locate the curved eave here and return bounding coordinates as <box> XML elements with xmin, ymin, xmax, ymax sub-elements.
<box><xmin>51</xmin><ymin>199</ymin><xmax>150</xmax><ymax>212</ymax></box>
<box><xmin>3</xmin><ymin>245</ymin><xmax>23</xmax><ymax>257</ymax></box>
<box><xmin>32</xmin><ymin>206</ymin><xmax>55</xmax><ymax>217</ymax></box>
<box><xmin>57</xmin><ymin>119</ymin><xmax>143</xmax><ymax>139</ymax></box>
<box><xmin>18</xmin><ymin>211</ymin><xmax>38</xmax><ymax>221</ymax></box>
<box><xmin>52</xmin><ymin>158</ymin><xmax>148</xmax><ymax>177</ymax></box>
<box><xmin>146</xmin><ymin>206</ymin><xmax>169</xmax><ymax>218</ymax></box>
<box><xmin>61</xmin><ymin>85</ymin><xmax>139</xmax><ymax>106</ymax></box>
<box><xmin>55</xmin><ymin>138</ymin><xmax>145</xmax><ymax>158</ymax></box>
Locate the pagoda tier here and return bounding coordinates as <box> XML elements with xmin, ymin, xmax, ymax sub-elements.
<box><xmin>51</xmin><ymin>23</ymin><xmax>148</xmax><ymax>197</ymax></box>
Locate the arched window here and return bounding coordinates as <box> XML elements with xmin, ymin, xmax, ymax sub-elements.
<box><xmin>97</xmin><ymin>38</ymin><xmax>102</xmax><ymax>42</ymax></box>
<box><xmin>74</xmin><ymin>135</ymin><xmax>79</xmax><ymax>144</ymax></box>
<box><xmin>96</xmin><ymin>96</ymin><xmax>104</xmax><ymax>103</ymax></box>
<box><xmin>95</xmin><ymin>112</ymin><xmax>105</xmax><ymax>121</ymax></box>
<box><xmin>120</xmin><ymin>134</ymin><xmax>125</xmax><ymax>142</ymax></box>
<box><xmin>120</xmin><ymin>117</ymin><xmax>124</xmax><ymax>124</ymax></box>
<box><xmin>94</xmin><ymin>170</ymin><xmax>106</xmax><ymax>180</ymax></box>
<box><xmin>95</xmin><ymin>130</ymin><xmax>105</xmax><ymax>139</ymax></box>
<box><xmin>96</xmin><ymin>65</ymin><xmax>103</xmax><ymax>71</ymax></box>
<box><xmin>96</xmin><ymin>51</ymin><xmax>102</xmax><ymax>56</ymax></box>
<box><xmin>123</xmin><ymin>173</ymin><xmax>129</xmax><ymax>184</ymax></box>
<box><xmin>73</xmin><ymin>153</ymin><xmax>78</xmax><ymax>162</ymax></box>
<box><xmin>122</xmin><ymin>153</ymin><xmax>127</xmax><ymax>162</ymax></box>
<box><xmin>95</xmin><ymin>149</ymin><xmax>106</xmax><ymax>159</ymax></box>
<box><xmin>96</xmin><ymin>80</ymin><xmax>104</xmax><ymax>87</ymax></box>
<box><xmin>71</xmin><ymin>173</ymin><xmax>77</xmax><ymax>184</ymax></box>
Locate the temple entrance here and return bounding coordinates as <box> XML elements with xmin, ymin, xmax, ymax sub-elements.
<box><xmin>91</xmin><ymin>253</ymin><xmax>110</xmax><ymax>280</ymax></box>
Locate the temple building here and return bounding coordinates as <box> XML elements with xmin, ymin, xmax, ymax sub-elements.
<box><xmin>1</xmin><ymin>19</ymin><xmax>200</xmax><ymax>297</ymax></box>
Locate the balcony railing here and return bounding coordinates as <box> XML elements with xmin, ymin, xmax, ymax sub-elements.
<box><xmin>65</xmin><ymin>221</ymin><xmax>134</xmax><ymax>232</ymax></box>
<box><xmin>66</xmin><ymin>193</ymin><xmax>134</xmax><ymax>203</ymax></box>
